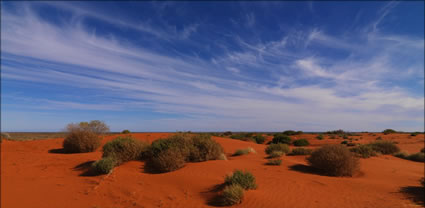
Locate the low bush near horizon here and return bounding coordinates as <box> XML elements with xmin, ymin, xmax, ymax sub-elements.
<box><xmin>221</xmin><ymin>184</ymin><xmax>244</xmax><ymax>206</ymax></box>
<box><xmin>253</xmin><ymin>134</ymin><xmax>266</xmax><ymax>144</ymax></box>
<box><xmin>271</xmin><ymin>134</ymin><xmax>291</xmax><ymax>144</ymax></box>
<box><xmin>150</xmin><ymin>148</ymin><xmax>186</xmax><ymax>172</ymax></box>
<box><xmin>102</xmin><ymin>136</ymin><xmax>148</xmax><ymax>164</ymax></box>
<box><xmin>307</xmin><ymin>144</ymin><xmax>359</xmax><ymax>177</ymax></box>
<box><xmin>350</xmin><ymin>145</ymin><xmax>377</xmax><ymax>158</ymax></box>
<box><xmin>289</xmin><ymin>147</ymin><xmax>313</xmax><ymax>155</ymax></box>
<box><xmin>269</xmin><ymin>151</ymin><xmax>285</xmax><ymax>158</ymax></box>
<box><xmin>293</xmin><ymin>139</ymin><xmax>310</xmax><ymax>146</ymax></box>
<box><xmin>382</xmin><ymin>129</ymin><xmax>397</xmax><ymax>135</ymax></box>
<box><xmin>121</xmin><ymin>129</ymin><xmax>130</xmax><ymax>134</ymax></box>
<box><xmin>265</xmin><ymin>143</ymin><xmax>290</xmax><ymax>155</ymax></box>
<box><xmin>63</xmin><ymin>130</ymin><xmax>101</xmax><ymax>153</ymax></box>
<box><xmin>189</xmin><ymin>134</ymin><xmax>223</xmax><ymax>162</ymax></box>
<box><xmin>233</xmin><ymin>147</ymin><xmax>256</xmax><ymax>156</ymax></box>
<box><xmin>225</xmin><ymin>170</ymin><xmax>257</xmax><ymax>190</ymax></box>
<box><xmin>395</xmin><ymin>152</ymin><xmax>424</xmax><ymax>162</ymax></box>
<box><xmin>316</xmin><ymin>134</ymin><xmax>324</xmax><ymax>140</ymax></box>
<box><xmin>368</xmin><ymin>141</ymin><xmax>400</xmax><ymax>155</ymax></box>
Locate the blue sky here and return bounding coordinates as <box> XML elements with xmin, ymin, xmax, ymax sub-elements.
<box><xmin>1</xmin><ymin>1</ymin><xmax>424</xmax><ymax>132</ymax></box>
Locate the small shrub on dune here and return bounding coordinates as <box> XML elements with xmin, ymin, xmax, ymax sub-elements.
<box><xmin>316</xmin><ymin>134</ymin><xmax>324</xmax><ymax>140</ymax></box>
<box><xmin>225</xmin><ymin>170</ymin><xmax>257</xmax><ymax>190</ymax></box>
<box><xmin>189</xmin><ymin>134</ymin><xmax>223</xmax><ymax>162</ymax></box>
<box><xmin>146</xmin><ymin>134</ymin><xmax>193</xmax><ymax>159</ymax></box>
<box><xmin>307</xmin><ymin>145</ymin><xmax>359</xmax><ymax>177</ymax></box>
<box><xmin>368</xmin><ymin>141</ymin><xmax>400</xmax><ymax>155</ymax></box>
<box><xmin>293</xmin><ymin>139</ymin><xmax>310</xmax><ymax>146</ymax></box>
<box><xmin>265</xmin><ymin>143</ymin><xmax>290</xmax><ymax>155</ymax></box>
<box><xmin>92</xmin><ymin>157</ymin><xmax>117</xmax><ymax>174</ymax></box>
<box><xmin>253</xmin><ymin>135</ymin><xmax>266</xmax><ymax>144</ymax></box>
<box><xmin>266</xmin><ymin>159</ymin><xmax>282</xmax><ymax>166</ymax></box>
<box><xmin>269</xmin><ymin>151</ymin><xmax>285</xmax><ymax>158</ymax></box>
<box><xmin>394</xmin><ymin>151</ymin><xmax>409</xmax><ymax>159</ymax></box>
<box><xmin>406</xmin><ymin>152</ymin><xmax>425</xmax><ymax>162</ymax></box>
<box><xmin>221</xmin><ymin>184</ymin><xmax>244</xmax><ymax>206</ymax></box>
<box><xmin>150</xmin><ymin>148</ymin><xmax>186</xmax><ymax>173</ymax></box>
<box><xmin>289</xmin><ymin>147</ymin><xmax>313</xmax><ymax>155</ymax></box>
<box><xmin>63</xmin><ymin>130</ymin><xmax>101</xmax><ymax>153</ymax></box>
<box><xmin>233</xmin><ymin>147</ymin><xmax>255</xmax><ymax>156</ymax></box>
<box><xmin>271</xmin><ymin>134</ymin><xmax>292</xmax><ymax>144</ymax></box>
<box><xmin>350</xmin><ymin>145</ymin><xmax>377</xmax><ymax>158</ymax></box>
<box><xmin>102</xmin><ymin>136</ymin><xmax>148</xmax><ymax>164</ymax></box>
<box><xmin>121</xmin><ymin>129</ymin><xmax>130</xmax><ymax>134</ymax></box>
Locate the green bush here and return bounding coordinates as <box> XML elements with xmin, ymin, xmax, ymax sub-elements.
<box><xmin>63</xmin><ymin>130</ymin><xmax>102</xmax><ymax>153</ymax></box>
<box><xmin>293</xmin><ymin>139</ymin><xmax>310</xmax><ymax>146</ymax></box>
<box><xmin>102</xmin><ymin>136</ymin><xmax>148</xmax><ymax>164</ymax></box>
<box><xmin>149</xmin><ymin>148</ymin><xmax>186</xmax><ymax>173</ymax></box>
<box><xmin>221</xmin><ymin>184</ymin><xmax>244</xmax><ymax>206</ymax></box>
<box><xmin>350</xmin><ymin>145</ymin><xmax>377</xmax><ymax>158</ymax></box>
<box><xmin>146</xmin><ymin>134</ymin><xmax>193</xmax><ymax>159</ymax></box>
<box><xmin>233</xmin><ymin>147</ymin><xmax>255</xmax><ymax>156</ymax></box>
<box><xmin>382</xmin><ymin>129</ymin><xmax>396</xmax><ymax>135</ymax></box>
<box><xmin>266</xmin><ymin>159</ymin><xmax>282</xmax><ymax>166</ymax></box>
<box><xmin>307</xmin><ymin>145</ymin><xmax>359</xmax><ymax>176</ymax></box>
<box><xmin>265</xmin><ymin>143</ymin><xmax>290</xmax><ymax>155</ymax></box>
<box><xmin>189</xmin><ymin>134</ymin><xmax>223</xmax><ymax>162</ymax></box>
<box><xmin>253</xmin><ymin>135</ymin><xmax>266</xmax><ymax>144</ymax></box>
<box><xmin>341</xmin><ymin>140</ymin><xmax>348</xmax><ymax>145</ymax></box>
<box><xmin>271</xmin><ymin>134</ymin><xmax>292</xmax><ymax>144</ymax></box>
<box><xmin>225</xmin><ymin>170</ymin><xmax>257</xmax><ymax>190</ymax></box>
<box><xmin>316</xmin><ymin>134</ymin><xmax>324</xmax><ymax>140</ymax></box>
<box><xmin>367</xmin><ymin>141</ymin><xmax>400</xmax><ymax>154</ymax></box>
<box><xmin>289</xmin><ymin>147</ymin><xmax>313</xmax><ymax>155</ymax></box>
<box><xmin>91</xmin><ymin>157</ymin><xmax>117</xmax><ymax>174</ymax></box>
<box><xmin>121</xmin><ymin>129</ymin><xmax>130</xmax><ymax>134</ymax></box>
<box><xmin>406</xmin><ymin>152</ymin><xmax>424</xmax><ymax>162</ymax></box>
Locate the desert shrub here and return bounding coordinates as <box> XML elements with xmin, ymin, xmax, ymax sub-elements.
<box><xmin>341</xmin><ymin>140</ymin><xmax>348</xmax><ymax>145</ymax></box>
<box><xmin>346</xmin><ymin>143</ymin><xmax>356</xmax><ymax>147</ymax></box>
<box><xmin>368</xmin><ymin>141</ymin><xmax>400</xmax><ymax>154</ymax></box>
<box><xmin>253</xmin><ymin>135</ymin><xmax>266</xmax><ymax>144</ymax></box>
<box><xmin>406</xmin><ymin>152</ymin><xmax>425</xmax><ymax>162</ymax></box>
<box><xmin>221</xmin><ymin>184</ymin><xmax>244</xmax><ymax>206</ymax></box>
<box><xmin>63</xmin><ymin>130</ymin><xmax>101</xmax><ymax>153</ymax></box>
<box><xmin>218</xmin><ymin>153</ymin><xmax>228</xmax><ymax>160</ymax></box>
<box><xmin>189</xmin><ymin>134</ymin><xmax>223</xmax><ymax>162</ymax></box>
<box><xmin>307</xmin><ymin>145</ymin><xmax>359</xmax><ymax>176</ymax></box>
<box><xmin>271</xmin><ymin>134</ymin><xmax>291</xmax><ymax>144</ymax></box>
<box><xmin>102</xmin><ymin>136</ymin><xmax>148</xmax><ymax>164</ymax></box>
<box><xmin>233</xmin><ymin>147</ymin><xmax>255</xmax><ymax>156</ymax></box>
<box><xmin>266</xmin><ymin>159</ymin><xmax>282</xmax><ymax>166</ymax></box>
<box><xmin>290</xmin><ymin>147</ymin><xmax>313</xmax><ymax>155</ymax></box>
<box><xmin>121</xmin><ymin>129</ymin><xmax>131</xmax><ymax>134</ymax></box>
<box><xmin>223</xmin><ymin>131</ymin><xmax>232</xmax><ymax>136</ymax></box>
<box><xmin>146</xmin><ymin>134</ymin><xmax>193</xmax><ymax>159</ymax></box>
<box><xmin>66</xmin><ymin>120</ymin><xmax>109</xmax><ymax>134</ymax></box>
<box><xmin>265</xmin><ymin>143</ymin><xmax>290</xmax><ymax>155</ymax></box>
<box><xmin>149</xmin><ymin>148</ymin><xmax>186</xmax><ymax>172</ymax></box>
<box><xmin>316</xmin><ymin>134</ymin><xmax>324</xmax><ymax>140</ymax></box>
<box><xmin>92</xmin><ymin>157</ymin><xmax>117</xmax><ymax>174</ymax></box>
<box><xmin>410</xmin><ymin>132</ymin><xmax>418</xmax><ymax>136</ymax></box>
<box><xmin>382</xmin><ymin>129</ymin><xmax>396</xmax><ymax>135</ymax></box>
<box><xmin>269</xmin><ymin>151</ymin><xmax>285</xmax><ymax>158</ymax></box>
<box><xmin>225</xmin><ymin>170</ymin><xmax>257</xmax><ymax>190</ymax></box>
<box><xmin>326</xmin><ymin>129</ymin><xmax>345</xmax><ymax>134</ymax></box>
<box><xmin>350</xmin><ymin>145</ymin><xmax>377</xmax><ymax>158</ymax></box>
<box><xmin>342</xmin><ymin>135</ymin><xmax>349</xmax><ymax>140</ymax></box>
<box><xmin>293</xmin><ymin>139</ymin><xmax>310</xmax><ymax>146</ymax></box>
<box><xmin>1</xmin><ymin>132</ymin><xmax>10</xmax><ymax>140</ymax></box>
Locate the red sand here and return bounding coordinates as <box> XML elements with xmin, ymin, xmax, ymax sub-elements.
<box><xmin>1</xmin><ymin>133</ymin><xmax>424</xmax><ymax>208</ymax></box>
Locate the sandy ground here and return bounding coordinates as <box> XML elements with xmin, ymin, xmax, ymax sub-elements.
<box><xmin>1</xmin><ymin>132</ymin><xmax>424</xmax><ymax>208</ymax></box>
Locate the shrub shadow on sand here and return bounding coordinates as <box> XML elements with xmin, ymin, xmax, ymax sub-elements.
<box><xmin>201</xmin><ymin>183</ymin><xmax>228</xmax><ymax>207</ymax></box>
<box><xmin>48</xmin><ymin>148</ymin><xmax>68</xmax><ymax>154</ymax></box>
<box><xmin>288</xmin><ymin>164</ymin><xmax>324</xmax><ymax>176</ymax></box>
<box><xmin>73</xmin><ymin>160</ymin><xmax>97</xmax><ymax>176</ymax></box>
<box><xmin>400</xmin><ymin>186</ymin><xmax>424</xmax><ymax>206</ymax></box>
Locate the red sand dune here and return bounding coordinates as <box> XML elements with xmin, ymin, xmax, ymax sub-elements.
<box><xmin>1</xmin><ymin>133</ymin><xmax>424</xmax><ymax>208</ymax></box>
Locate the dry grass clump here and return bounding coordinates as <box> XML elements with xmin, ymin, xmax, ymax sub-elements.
<box><xmin>265</xmin><ymin>143</ymin><xmax>290</xmax><ymax>155</ymax></box>
<box><xmin>268</xmin><ymin>151</ymin><xmax>285</xmax><ymax>158</ymax></box>
<box><xmin>253</xmin><ymin>135</ymin><xmax>266</xmax><ymax>144</ymax></box>
<box><xmin>350</xmin><ymin>145</ymin><xmax>377</xmax><ymax>158</ymax></box>
<box><xmin>221</xmin><ymin>184</ymin><xmax>244</xmax><ymax>206</ymax></box>
<box><xmin>289</xmin><ymin>147</ymin><xmax>313</xmax><ymax>155</ymax></box>
<box><xmin>368</xmin><ymin>141</ymin><xmax>400</xmax><ymax>154</ymax></box>
<box><xmin>271</xmin><ymin>134</ymin><xmax>292</xmax><ymax>144</ymax></box>
<box><xmin>395</xmin><ymin>151</ymin><xmax>425</xmax><ymax>162</ymax></box>
<box><xmin>146</xmin><ymin>133</ymin><xmax>224</xmax><ymax>173</ymax></box>
<box><xmin>266</xmin><ymin>159</ymin><xmax>282</xmax><ymax>166</ymax></box>
<box><xmin>307</xmin><ymin>144</ymin><xmax>359</xmax><ymax>177</ymax></box>
<box><xmin>102</xmin><ymin>136</ymin><xmax>148</xmax><ymax>164</ymax></box>
<box><xmin>225</xmin><ymin>170</ymin><xmax>257</xmax><ymax>190</ymax></box>
<box><xmin>63</xmin><ymin>130</ymin><xmax>101</xmax><ymax>153</ymax></box>
<box><xmin>216</xmin><ymin>170</ymin><xmax>257</xmax><ymax>206</ymax></box>
<box><xmin>233</xmin><ymin>147</ymin><xmax>256</xmax><ymax>156</ymax></box>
